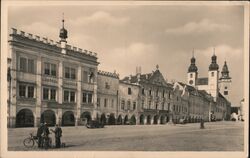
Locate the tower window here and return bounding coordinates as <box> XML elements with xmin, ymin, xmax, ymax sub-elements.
<box><xmin>211</xmin><ymin>72</ymin><xmax>214</xmax><ymax>77</ymax></box>
<box><xmin>225</xmin><ymin>86</ymin><xmax>228</xmax><ymax>89</ymax></box>
<box><xmin>190</xmin><ymin>74</ymin><xmax>193</xmax><ymax>78</ymax></box>
<box><xmin>224</xmin><ymin>91</ymin><xmax>228</xmax><ymax>95</ymax></box>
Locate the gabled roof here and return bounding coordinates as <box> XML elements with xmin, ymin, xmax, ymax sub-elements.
<box><xmin>121</xmin><ymin>69</ymin><xmax>171</xmax><ymax>88</ymax></box>
<box><xmin>197</xmin><ymin>77</ymin><xmax>208</xmax><ymax>85</ymax></box>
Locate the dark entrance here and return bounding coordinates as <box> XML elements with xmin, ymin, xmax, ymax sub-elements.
<box><xmin>117</xmin><ymin>115</ymin><xmax>123</xmax><ymax>125</ymax></box>
<box><xmin>100</xmin><ymin>113</ymin><xmax>106</xmax><ymax>125</ymax></box>
<box><xmin>16</xmin><ymin>109</ymin><xmax>34</xmax><ymax>127</ymax></box>
<box><xmin>41</xmin><ymin>110</ymin><xmax>56</xmax><ymax>126</ymax></box>
<box><xmin>140</xmin><ymin>115</ymin><xmax>144</xmax><ymax>125</ymax></box>
<box><xmin>62</xmin><ymin>111</ymin><xmax>75</xmax><ymax>126</ymax></box>
<box><xmin>160</xmin><ymin>115</ymin><xmax>165</xmax><ymax>124</ymax></box>
<box><xmin>81</xmin><ymin>111</ymin><xmax>92</xmax><ymax>125</ymax></box>
<box><xmin>124</xmin><ymin>115</ymin><xmax>129</xmax><ymax>125</ymax></box>
<box><xmin>108</xmin><ymin>113</ymin><xmax>116</xmax><ymax>125</ymax></box>
<box><xmin>130</xmin><ymin>115</ymin><xmax>136</xmax><ymax>125</ymax></box>
<box><xmin>153</xmin><ymin>115</ymin><xmax>159</xmax><ymax>124</ymax></box>
<box><xmin>147</xmin><ymin>115</ymin><xmax>151</xmax><ymax>124</ymax></box>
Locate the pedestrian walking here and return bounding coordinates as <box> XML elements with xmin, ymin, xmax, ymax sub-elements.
<box><xmin>50</xmin><ymin>124</ymin><xmax>62</xmax><ymax>148</ymax></box>
<box><xmin>36</xmin><ymin>123</ymin><xmax>44</xmax><ymax>148</ymax></box>
<box><xmin>200</xmin><ymin>119</ymin><xmax>205</xmax><ymax>129</ymax></box>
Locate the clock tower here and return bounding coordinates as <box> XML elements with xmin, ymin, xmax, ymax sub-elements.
<box><xmin>187</xmin><ymin>53</ymin><xmax>198</xmax><ymax>87</ymax></box>
<box><xmin>219</xmin><ymin>61</ymin><xmax>232</xmax><ymax>100</ymax></box>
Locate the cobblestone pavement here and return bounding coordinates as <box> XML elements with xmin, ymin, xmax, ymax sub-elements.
<box><xmin>8</xmin><ymin>121</ymin><xmax>244</xmax><ymax>151</ymax></box>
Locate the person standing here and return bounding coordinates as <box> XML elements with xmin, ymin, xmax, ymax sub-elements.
<box><xmin>36</xmin><ymin>123</ymin><xmax>44</xmax><ymax>148</ymax></box>
<box><xmin>43</xmin><ymin>122</ymin><xmax>50</xmax><ymax>149</ymax></box>
<box><xmin>51</xmin><ymin>124</ymin><xmax>62</xmax><ymax>148</ymax></box>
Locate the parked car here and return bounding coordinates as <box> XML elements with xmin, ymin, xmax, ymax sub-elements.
<box><xmin>86</xmin><ymin>120</ymin><xmax>104</xmax><ymax>128</ymax></box>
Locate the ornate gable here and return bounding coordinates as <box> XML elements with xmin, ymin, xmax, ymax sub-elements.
<box><xmin>148</xmin><ymin>70</ymin><xmax>167</xmax><ymax>86</ymax></box>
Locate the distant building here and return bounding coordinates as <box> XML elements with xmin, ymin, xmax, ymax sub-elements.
<box><xmin>96</xmin><ymin>70</ymin><xmax>119</xmax><ymax>125</ymax></box>
<box><xmin>186</xmin><ymin>50</ymin><xmax>231</xmax><ymax>121</ymax></box>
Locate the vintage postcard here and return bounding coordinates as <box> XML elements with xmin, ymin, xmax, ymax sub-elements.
<box><xmin>1</xmin><ymin>1</ymin><xmax>249</xmax><ymax>158</ymax></box>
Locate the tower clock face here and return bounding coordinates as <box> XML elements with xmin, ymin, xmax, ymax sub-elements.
<box><xmin>189</xmin><ymin>80</ymin><xmax>193</xmax><ymax>85</ymax></box>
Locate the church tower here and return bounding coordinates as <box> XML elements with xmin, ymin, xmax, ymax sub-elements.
<box><xmin>187</xmin><ymin>51</ymin><xmax>198</xmax><ymax>87</ymax></box>
<box><xmin>208</xmin><ymin>49</ymin><xmax>219</xmax><ymax>100</ymax></box>
<box><xmin>59</xmin><ymin>13</ymin><xmax>68</xmax><ymax>54</ymax></box>
<box><xmin>219</xmin><ymin>61</ymin><xmax>232</xmax><ymax>100</ymax></box>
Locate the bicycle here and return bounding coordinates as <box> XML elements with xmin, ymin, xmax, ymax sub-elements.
<box><xmin>23</xmin><ymin>133</ymin><xmax>52</xmax><ymax>149</ymax></box>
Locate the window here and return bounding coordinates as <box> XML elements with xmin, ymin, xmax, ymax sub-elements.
<box><xmin>156</xmin><ymin>90</ymin><xmax>159</xmax><ymax>97</ymax></box>
<box><xmin>149</xmin><ymin>90</ymin><xmax>152</xmax><ymax>96</ymax></box>
<box><xmin>148</xmin><ymin>101</ymin><xmax>151</xmax><ymax>109</ymax></box>
<box><xmin>19</xmin><ymin>57</ymin><xmax>35</xmax><ymax>73</ymax></box>
<box><xmin>43</xmin><ymin>87</ymin><xmax>56</xmax><ymax>101</ymax></box>
<box><xmin>127</xmin><ymin>101</ymin><xmax>131</xmax><ymax>110</ymax></box>
<box><xmin>225</xmin><ymin>86</ymin><xmax>228</xmax><ymax>90</ymax></box>
<box><xmin>133</xmin><ymin>102</ymin><xmax>136</xmax><ymax>110</ymax></box>
<box><xmin>20</xmin><ymin>57</ymin><xmax>27</xmax><ymax>72</ymax></box>
<box><xmin>190</xmin><ymin>73</ymin><xmax>193</xmax><ymax>78</ymax></box>
<box><xmin>44</xmin><ymin>62</ymin><xmax>57</xmax><ymax>76</ymax></box>
<box><xmin>111</xmin><ymin>99</ymin><xmax>114</xmax><ymax>108</ymax></box>
<box><xmin>155</xmin><ymin>103</ymin><xmax>158</xmax><ymax>110</ymax></box>
<box><xmin>163</xmin><ymin>90</ymin><xmax>165</xmax><ymax>98</ymax></box>
<box><xmin>168</xmin><ymin>103</ymin><xmax>170</xmax><ymax>111</ymax></box>
<box><xmin>142</xmin><ymin>88</ymin><xmax>145</xmax><ymax>95</ymax></box>
<box><xmin>50</xmin><ymin>89</ymin><xmax>56</xmax><ymax>100</ymax></box>
<box><xmin>224</xmin><ymin>91</ymin><xmax>228</xmax><ymax>95</ymax></box>
<box><xmin>70</xmin><ymin>92</ymin><xmax>75</xmax><ymax>102</ymax></box>
<box><xmin>211</xmin><ymin>72</ymin><xmax>214</xmax><ymax>77</ymax></box>
<box><xmin>141</xmin><ymin>100</ymin><xmax>144</xmax><ymax>109</ymax></box>
<box><xmin>177</xmin><ymin>96</ymin><xmax>179</xmax><ymax>101</ymax></box>
<box><xmin>97</xmin><ymin>98</ymin><xmax>100</xmax><ymax>107</ymax></box>
<box><xmin>43</xmin><ymin>88</ymin><xmax>49</xmax><ymax>100</ymax></box>
<box><xmin>64</xmin><ymin>90</ymin><xmax>75</xmax><ymax>102</ymax></box>
<box><xmin>64</xmin><ymin>67</ymin><xmax>76</xmax><ymax>79</ymax></box>
<box><xmin>128</xmin><ymin>88</ymin><xmax>132</xmax><ymax>95</ymax></box>
<box><xmin>83</xmin><ymin>71</ymin><xmax>88</xmax><ymax>83</ymax></box>
<box><xmin>162</xmin><ymin>103</ymin><xmax>164</xmax><ymax>110</ymax></box>
<box><xmin>104</xmin><ymin>98</ymin><xmax>107</xmax><ymax>107</ymax></box>
<box><xmin>19</xmin><ymin>85</ymin><xmax>26</xmax><ymax>97</ymax></box>
<box><xmin>82</xmin><ymin>92</ymin><xmax>93</xmax><ymax>103</ymax></box>
<box><xmin>168</xmin><ymin>92</ymin><xmax>171</xmax><ymax>99</ymax></box>
<box><xmin>28</xmin><ymin>59</ymin><xmax>34</xmax><ymax>73</ymax></box>
<box><xmin>121</xmin><ymin>100</ymin><xmax>125</xmax><ymax>110</ymax></box>
<box><xmin>19</xmin><ymin>84</ymin><xmax>35</xmax><ymax>98</ymax></box>
<box><xmin>173</xmin><ymin>105</ymin><xmax>176</xmax><ymax>111</ymax></box>
<box><xmin>105</xmin><ymin>82</ymin><xmax>110</xmax><ymax>89</ymax></box>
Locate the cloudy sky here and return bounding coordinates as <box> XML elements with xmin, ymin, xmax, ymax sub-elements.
<box><xmin>8</xmin><ymin>4</ymin><xmax>245</xmax><ymax>106</ymax></box>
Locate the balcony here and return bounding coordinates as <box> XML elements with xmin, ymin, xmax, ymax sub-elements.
<box><xmin>81</xmin><ymin>103</ymin><xmax>94</xmax><ymax>109</ymax></box>
<box><xmin>42</xmin><ymin>75</ymin><xmax>58</xmax><ymax>86</ymax></box>
<box><xmin>82</xmin><ymin>83</ymin><xmax>94</xmax><ymax>91</ymax></box>
<box><xmin>63</xmin><ymin>79</ymin><xmax>77</xmax><ymax>89</ymax></box>
<box><xmin>61</xmin><ymin>102</ymin><xmax>77</xmax><ymax>109</ymax></box>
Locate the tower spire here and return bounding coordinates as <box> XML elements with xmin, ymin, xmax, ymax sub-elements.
<box><xmin>59</xmin><ymin>13</ymin><xmax>68</xmax><ymax>41</ymax></box>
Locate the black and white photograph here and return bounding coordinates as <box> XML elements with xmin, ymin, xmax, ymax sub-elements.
<box><xmin>1</xmin><ymin>1</ymin><xmax>249</xmax><ymax>158</ymax></box>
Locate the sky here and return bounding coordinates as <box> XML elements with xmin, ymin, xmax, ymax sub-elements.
<box><xmin>8</xmin><ymin>4</ymin><xmax>245</xmax><ymax>106</ymax></box>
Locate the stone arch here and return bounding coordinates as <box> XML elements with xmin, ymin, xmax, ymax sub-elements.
<box><xmin>160</xmin><ymin>115</ymin><xmax>166</xmax><ymax>124</ymax></box>
<box><xmin>166</xmin><ymin>115</ymin><xmax>170</xmax><ymax>123</ymax></box>
<box><xmin>16</xmin><ymin>108</ymin><xmax>34</xmax><ymax>127</ymax></box>
<box><xmin>62</xmin><ymin>111</ymin><xmax>75</xmax><ymax>126</ymax></box>
<box><xmin>140</xmin><ymin>114</ymin><xmax>145</xmax><ymax>125</ymax></box>
<box><xmin>130</xmin><ymin>115</ymin><xmax>136</xmax><ymax>125</ymax></box>
<box><xmin>108</xmin><ymin>113</ymin><xmax>116</xmax><ymax>125</ymax></box>
<box><xmin>41</xmin><ymin>110</ymin><xmax>56</xmax><ymax>127</ymax></box>
<box><xmin>124</xmin><ymin>115</ymin><xmax>129</xmax><ymax>125</ymax></box>
<box><xmin>100</xmin><ymin>113</ymin><xmax>106</xmax><ymax>125</ymax></box>
<box><xmin>153</xmin><ymin>115</ymin><xmax>159</xmax><ymax>124</ymax></box>
<box><xmin>117</xmin><ymin>115</ymin><xmax>123</xmax><ymax>125</ymax></box>
<box><xmin>81</xmin><ymin>111</ymin><xmax>92</xmax><ymax>125</ymax></box>
<box><xmin>147</xmin><ymin>115</ymin><xmax>151</xmax><ymax>124</ymax></box>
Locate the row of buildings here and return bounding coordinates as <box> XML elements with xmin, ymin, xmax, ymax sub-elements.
<box><xmin>7</xmin><ymin>19</ymin><xmax>232</xmax><ymax>127</ymax></box>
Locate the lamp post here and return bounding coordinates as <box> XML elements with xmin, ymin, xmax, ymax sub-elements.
<box><xmin>7</xmin><ymin>67</ymin><xmax>11</xmax><ymax>128</ymax></box>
